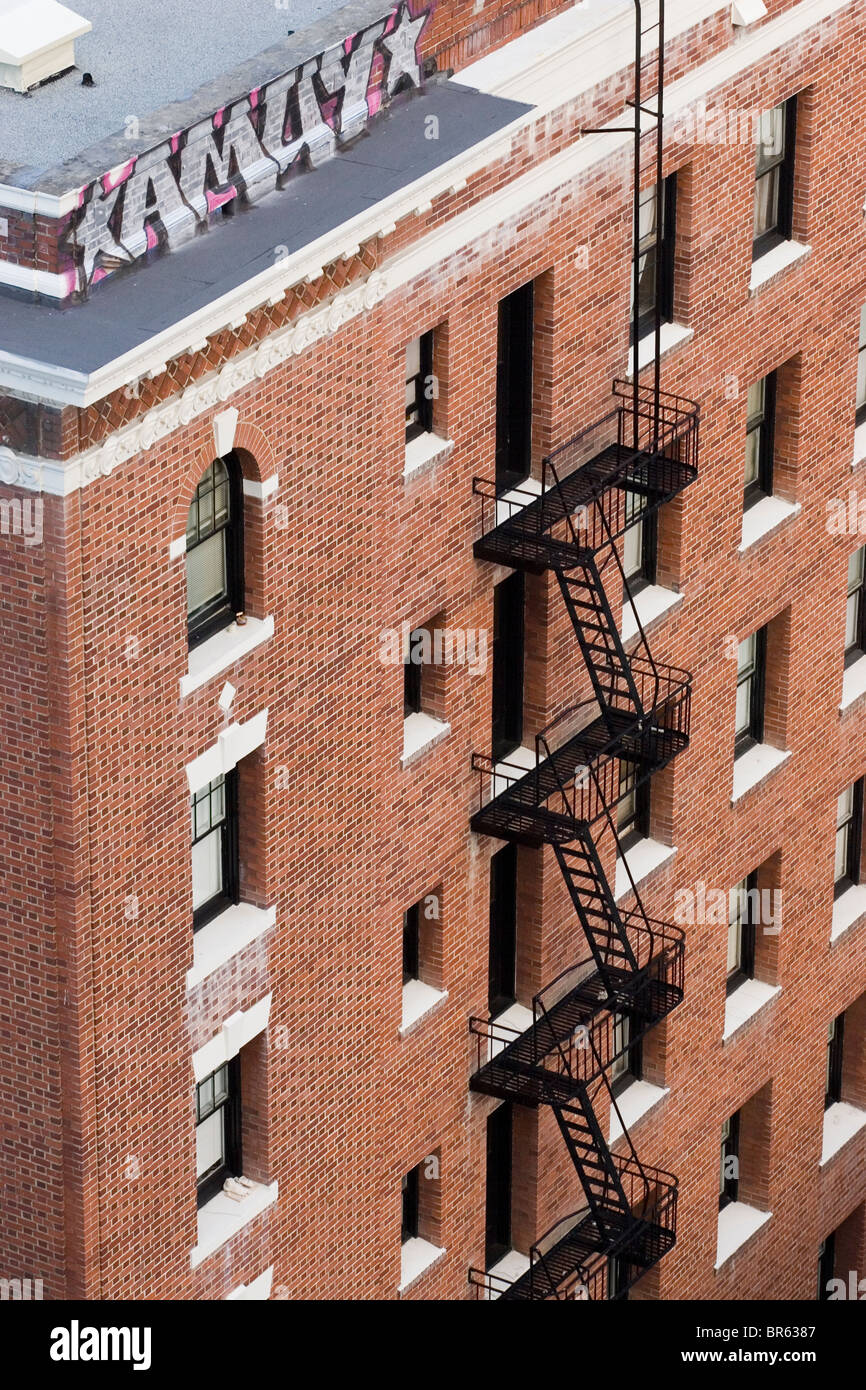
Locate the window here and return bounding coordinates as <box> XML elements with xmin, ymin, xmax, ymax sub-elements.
<box><xmin>735</xmin><ymin>628</ymin><xmax>766</xmax><ymax>754</ymax></box>
<box><xmin>817</xmin><ymin>1233</ymin><xmax>836</xmax><ymax>1300</ymax></box>
<box><xmin>401</xmin><ymin>1165</ymin><xmax>420</xmax><ymax>1243</ymax></box>
<box><xmin>727</xmin><ymin>872</ymin><xmax>757</xmax><ymax>994</ymax></box>
<box><xmin>405</xmin><ymin>331</ymin><xmax>434</xmax><ymax>442</ymax></box>
<box><xmin>825</xmin><ymin>1014</ymin><xmax>845</xmax><ymax>1109</ymax></box>
<box><xmin>610</xmin><ymin>1011</ymin><xmax>642</xmax><ymax>1097</ymax></box>
<box><xmin>719</xmin><ymin>1112</ymin><xmax>740</xmax><ymax>1210</ymax></box>
<box><xmin>491</xmin><ymin>572</ymin><xmax>525</xmax><ymax>760</ymax></box>
<box><xmin>622</xmin><ymin>487</ymin><xmax>657</xmax><ymax>593</ymax></box>
<box><xmin>617</xmin><ymin>759</ymin><xmax>650</xmax><ymax>853</ymax></box>
<box><xmin>402</xmin><ymin>903</ymin><xmax>420</xmax><ymax>985</ymax></box>
<box><xmin>186</xmin><ymin>454</ymin><xmax>244</xmax><ymax>648</ymax></box>
<box><xmin>403</xmin><ymin>628</ymin><xmax>424</xmax><ymax>716</ymax></box>
<box><xmin>608</xmin><ymin>1253</ymin><xmax>629</xmax><ymax>1301</ymax></box>
<box><xmin>488</xmin><ymin>843</ymin><xmax>517</xmax><ymax>1015</ymax></box>
<box><xmin>196</xmin><ymin>1060</ymin><xmax>242</xmax><ymax>1206</ymax></box>
<box><xmin>495</xmin><ymin>282</ymin><xmax>534</xmax><ymax>493</ymax></box>
<box><xmin>191</xmin><ymin>772</ymin><xmax>239</xmax><ymax>930</ymax></box>
<box><xmin>631</xmin><ymin>175</ymin><xmax>677</xmax><ymax>342</ymax></box>
<box><xmin>743</xmin><ymin>373</ymin><xmax>776</xmax><ymax>508</ymax></box>
<box><xmin>857</xmin><ymin>307</ymin><xmax>866</xmax><ymax>426</ymax></box>
<box><xmin>485</xmin><ymin>1103</ymin><xmax>513</xmax><ymax>1268</ymax></box>
<box><xmin>753</xmin><ymin>98</ymin><xmax>797</xmax><ymax>257</ymax></box>
<box><xmin>845</xmin><ymin>548</ymin><xmax>866</xmax><ymax>665</ymax></box>
<box><xmin>834</xmin><ymin>781</ymin><xmax>863</xmax><ymax>897</ymax></box>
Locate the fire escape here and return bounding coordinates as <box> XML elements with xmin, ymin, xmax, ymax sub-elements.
<box><xmin>467</xmin><ymin>3</ymin><xmax>700</xmax><ymax>1300</ymax></box>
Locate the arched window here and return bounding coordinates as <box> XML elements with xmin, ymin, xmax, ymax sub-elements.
<box><xmin>185</xmin><ymin>453</ymin><xmax>244</xmax><ymax>647</ymax></box>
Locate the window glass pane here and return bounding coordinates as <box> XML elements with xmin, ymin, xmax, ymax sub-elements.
<box><xmin>406</xmin><ymin>337</ymin><xmax>421</xmax><ymax>383</ymax></box>
<box><xmin>196</xmin><ymin>1107</ymin><xmax>225</xmax><ymax>1179</ymax></box>
<box><xmin>622</xmin><ymin>516</ymin><xmax>643</xmax><ymax>580</ymax></box>
<box><xmin>848</xmin><ymin>548</ymin><xmax>864</xmax><ymax>592</ymax></box>
<box><xmin>744</xmin><ymin>428</ymin><xmax>761</xmax><ymax>489</ymax></box>
<box><xmin>753</xmin><ymin>167</ymin><xmax>779</xmax><ymax>238</ymax></box>
<box><xmin>834</xmin><ymin>827</ymin><xmax>848</xmax><ymax>883</ymax></box>
<box><xmin>845</xmin><ymin>592</ymin><xmax>859</xmax><ymax>650</ymax></box>
<box><xmin>197</xmin><ymin>1074</ymin><xmax>214</xmax><ymax>1120</ymax></box>
<box><xmin>746</xmin><ymin>380</ymin><xmax>765</xmax><ymax>422</ymax></box>
<box><xmin>192</xmin><ymin>829</ymin><xmax>223</xmax><ymax>909</ymax></box>
<box><xmin>837</xmin><ymin>786</ymin><xmax>854</xmax><ymax>828</ymax></box>
<box><xmin>737</xmin><ymin>633</ymin><xmax>756</xmax><ymax>676</ymax></box>
<box><xmin>755</xmin><ymin>105</ymin><xmax>784</xmax><ymax>173</ymax></box>
<box><xmin>213</xmin><ymin>1066</ymin><xmax>229</xmax><ymax>1105</ymax></box>
<box><xmin>186</xmin><ymin>531</ymin><xmax>227</xmax><ymax>616</ymax></box>
<box><xmin>735</xmin><ymin>678</ymin><xmax>751</xmax><ymax>735</ymax></box>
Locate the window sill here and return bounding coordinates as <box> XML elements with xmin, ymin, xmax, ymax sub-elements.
<box><xmin>614</xmin><ymin>837</ymin><xmax>677</xmax><ymax>902</ymax></box>
<box><xmin>840</xmin><ymin>655</ymin><xmax>866</xmax><ymax>712</ymax></box>
<box><xmin>226</xmin><ymin>1267</ymin><xmax>274</xmax><ymax>1300</ymax></box>
<box><xmin>748</xmin><ymin>239</ymin><xmax>810</xmax><ymax>294</ymax></box>
<box><xmin>852</xmin><ymin>422</ymin><xmax>866</xmax><ymax>469</ymax></box>
<box><xmin>621</xmin><ymin>584</ymin><xmax>682</xmax><ymax>645</ymax></box>
<box><xmin>831</xmin><ymin>884</ymin><xmax>866</xmax><ymax>943</ymax></box>
<box><xmin>723</xmin><ymin>979</ymin><xmax>780</xmax><ymax>1041</ymax></box>
<box><xmin>403</xmin><ymin>431</ymin><xmax>453</xmax><ymax>481</ymax></box>
<box><xmin>483</xmin><ymin>744</ymin><xmax>538</xmax><ymax>803</ymax></box>
<box><xmin>495</xmin><ymin>476</ymin><xmax>543</xmax><ymax>528</ymax></box>
<box><xmin>399</xmin><ymin>1237</ymin><xmax>445</xmax><ymax>1293</ymax></box>
<box><xmin>400</xmin><ymin>979</ymin><xmax>448</xmax><ymax>1035</ymax></box>
<box><xmin>738</xmin><ymin>496</ymin><xmax>800</xmax><ymax>552</ymax></box>
<box><xmin>485</xmin><ymin>1249</ymin><xmax>531</xmax><ymax>1299</ymax></box>
<box><xmin>715</xmin><ymin>1202</ymin><xmax>772</xmax><ymax>1270</ymax></box>
<box><xmin>190</xmin><ymin>1179</ymin><xmax>278</xmax><ymax>1270</ymax></box>
<box><xmin>821</xmin><ymin>1102</ymin><xmax>866</xmax><ymax>1167</ymax></box>
<box><xmin>401</xmin><ymin>712</ymin><xmax>450</xmax><ymax>768</ymax></box>
<box><xmin>731</xmin><ymin>744</ymin><xmax>790</xmax><ymax>805</ymax></box>
<box><xmin>181</xmin><ymin>616</ymin><xmax>274</xmax><ymax>697</ymax></box>
<box><xmin>609</xmin><ymin>1080</ymin><xmax>669</xmax><ymax>1143</ymax></box>
<box><xmin>186</xmin><ymin>903</ymin><xmax>276</xmax><ymax>990</ymax></box>
<box><xmin>626</xmin><ymin>322</ymin><xmax>693</xmax><ymax>377</ymax></box>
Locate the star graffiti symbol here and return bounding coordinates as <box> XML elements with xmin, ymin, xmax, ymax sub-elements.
<box><xmin>380</xmin><ymin>4</ymin><xmax>428</xmax><ymax>95</ymax></box>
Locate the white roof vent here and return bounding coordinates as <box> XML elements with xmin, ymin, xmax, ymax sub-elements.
<box><xmin>0</xmin><ymin>0</ymin><xmax>92</xmax><ymax>93</ymax></box>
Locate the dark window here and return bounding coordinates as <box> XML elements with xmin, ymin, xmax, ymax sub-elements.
<box><xmin>735</xmin><ymin>628</ymin><xmax>766</xmax><ymax>755</ymax></box>
<box><xmin>610</xmin><ymin>1011</ymin><xmax>642</xmax><ymax>1098</ymax></box>
<box><xmin>857</xmin><ymin>307</ymin><xmax>866</xmax><ymax>426</ymax></box>
<box><xmin>817</xmin><ymin>1232</ymin><xmax>836</xmax><ymax>1300</ymax></box>
<box><xmin>743</xmin><ymin>373</ymin><xmax>776</xmax><ymax>509</ymax></box>
<box><xmin>825</xmin><ymin>1014</ymin><xmax>845</xmax><ymax>1109</ymax></box>
<box><xmin>195</xmin><ymin>1059</ymin><xmax>242</xmax><ymax>1206</ymax></box>
<box><xmin>191</xmin><ymin>771</ymin><xmax>239</xmax><ymax>930</ymax></box>
<box><xmin>401</xmin><ymin>1165</ymin><xmax>420</xmax><ymax>1243</ymax></box>
<box><xmin>405</xmin><ymin>331</ymin><xmax>434</xmax><ymax>442</ymax></box>
<box><xmin>403</xmin><ymin>628</ymin><xmax>424</xmax><ymax>717</ymax></box>
<box><xmin>491</xmin><ymin>572</ymin><xmax>525</xmax><ymax>760</ymax></box>
<box><xmin>402</xmin><ymin>903</ymin><xmax>420</xmax><ymax>985</ymax></box>
<box><xmin>495</xmin><ymin>282</ymin><xmax>534</xmax><ymax>494</ymax></box>
<box><xmin>845</xmin><ymin>549</ymin><xmax>866</xmax><ymax>666</ymax></box>
<box><xmin>186</xmin><ymin>453</ymin><xmax>244</xmax><ymax>649</ymax></box>
<box><xmin>608</xmin><ymin>1253</ymin><xmax>629</xmax><ymax>1301</ymax></box>
<box><xmin>617</xmin><ymin>759</ymin><xmax>650</xmax><ymax>853</ymax></box>
<box><xmin>753</xmin><ymin>98</ymin><xmax>797</xmax><ymax>257</ymax></box>
<box><xmin>631</xmin><ymin>174</ymin><xmax>677</xmax><ymax>343</ymax></box>
<box><xmin>485</xmin><ymin>1103</ymin><xmax>513</xmax><ymax>1269</ymax></box>
<box><xmin>488</xmin><ymin>843</ymin><xmax>517</xmax><ymax>1016</ymax></box>
<box><xmin>727</xmin><ymin>872</ymin><xmax>757</xmax><ymax>994</ymax></box>
<box><xmin>834</xmin><ymin>781</ymin><xmax>863</xmax><ymax>896</ymax></box>
<box><xmin>622</xmin><ymin>488</ymin><xmax>658</xmax><ymax>594</ymax></box>
<box><xmin>719</xmin><ymin>1111</ymin><xmax>740</xmax><ymax>1210</ymax></box>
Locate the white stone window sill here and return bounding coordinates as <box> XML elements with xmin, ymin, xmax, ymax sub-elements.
<box><xmin>821</xmin><ymin>1102</ymin><xmax>866</xmax><ymax>1166</ymax></box>
<box><xmin>723</xmin><ymin>979</ymin><xmax>780</xmax><ymax>1041</ymax></box>
<box><xmin>731</xmin><ymin>744</ymin><xmax>790</xmax><ymax>804</ymax></box>
<box><xmin>186</xmin><ymin>903</ymin><xmax>276</xmax><ymax>990</ymax></box>
<box><xmin>399</xmin><ymin>1237</ymin><xmax>445</xmax><ymax>1293</ymax></box>
<box><xmin>840</xmin><ymin>655</ymin><xmax>866</xmax><ymax>712</ymax></box>
<box><xmin>852</xmin><ymin>422</ymin><xmax>866</xmax><ymax>469</ymax></box>
<box><xmin>495</xmin><ymin>476</ymin><xmax>543</xmax><ymax>527</ymax></box>
<box><xmin>485</xmin><ymin>1249</ymin><xmax>531</xmax><ymax>1299</ymax></box>
<box><xmin>626</xmin><ymin>322</ymin><xmax>693</xmax><ymax>377</ymax></box>
<box><xmin>739</xmin><ymin>496</ymin><xmax>800</xmax><ymax>552</ymax></box>
<box><xmin>486</xmin><ymin>1001</ymin><xmax>534</xmax><ymax>1062</ymax></box>
<box><xmin>400</xmin><ymin>979</ymin><xmax>448</xmax><ymax>1035</ymax></box>
<box><xmin>609</xmin><ymin>1080</ymin><xmax>669</xmax><ymax>1142</ymax></box>
<box><xmin>403</xmin><ymin>431</ymin><xmax>453</xmax><ymax>481</ymax></box>
<box><xmin>181</xmin><ymin>616</ymin><xmax>274</xmax><ymax>697</ymax></box>
<box><xmin>621</xmin><ymin>584</ymin><xmax>682</xmax><ymax>644</ymax></box>
<box><xmin>402</xmin><ymin>712</ymin><xmax>450</xmax><ymax>767</ymax></box>
<box><xmin>484</xmin><ymin>743</ymin><xmax>538</xmax><ymax>803</ymax></box>
<box><xmin>749</xmin><ymin>239</ymin><xmax>810</xmax><ymax>294</ymax></box>
<box><xmin>226</xmin><ymin>1266</ymin><xmax>274</xmax><ymax>1300</ymax></box>
<box><xmin>614</xmin><ymin>837</ymin><xmax>676</xmax><ymax>902</ymax></box>
<box><xmin>715</xmin><ymin>1202</ymin><xmax>772</xmax><ymax>1269</ymax></box>
<box><xmin>190</xmin><ymin>1179</ymin><xmax>278</xmax><ymax>1270</ymax></box>
<box><xmin>831</xmin><ymin>884</ymin><xmax>866</xmax><ymax>942</ymax></box>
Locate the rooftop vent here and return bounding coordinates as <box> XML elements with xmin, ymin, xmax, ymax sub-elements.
<box><xmin>0</xmin><ymin>0</ymin><xmax>92</xmax><ymax>93</ymax></box>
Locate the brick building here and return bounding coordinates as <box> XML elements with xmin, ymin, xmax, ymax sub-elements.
<box><xmin>0</xmin><ymin>0</ymin><xmax>864</xmax><ymax>1302</ymax></box>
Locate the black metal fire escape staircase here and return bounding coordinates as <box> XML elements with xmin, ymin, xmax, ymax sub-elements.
<box><xmin>467</xmin><ymin>2</ymin><xmax>701</xmax><ymax>1301</ymax></box>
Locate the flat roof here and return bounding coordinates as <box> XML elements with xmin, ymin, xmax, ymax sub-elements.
<box><xmin>0</xmin><ymin>0</ymin><xmax>356</xmax><ymax>185</ymax></box>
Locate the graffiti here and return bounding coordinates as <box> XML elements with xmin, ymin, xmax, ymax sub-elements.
<box><xmin>64</xmin><ymin>3</ymin><xmax>429</xmax><ymax>295</ymax></box>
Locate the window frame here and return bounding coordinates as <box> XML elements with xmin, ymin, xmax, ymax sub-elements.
<box><xmin>405</xmin><ymin>330</ymin><xmax>434</xmax><ymax>443</ymax></box>
<box><xmin>488</xmin><ymin>842</ymin><xmax>518</xmax><ymax>1016</ymax></box>
<box><xmin>856</xmin><ymin>306</ymin><xmax>866</xmax><ymax>427</ymax></box>
<box><xmin>191</xmin><ymin>769</ymin><xmax>240</xmax><ymax>931</ymax></box>
<box><xmin>726</xmin><ymin>871</ymin><xmax>758</xmax><ymax>996</ymax></box>
<box><xmin>401</xmin><ymin>1165</ymin><xmax>420</xmax><ymax>1244</ymax></box>
<box><xmin>403</xmin><ymin>628</ymin><xmax>424</xmax><ymax>717</ymax></box>
<box><xmin>491</xmin><ymin>571</ymin><xmax>525</xmax><ymax>761</ymax></box>
<box><xmin>622</xmin><ymin>488</ymin><xmax>659</xmax><ymax>594</ymax></box>
<box><xmin>845</xmin><ymin>548</ymin><xmax>866</xmax><ymax>667</ymax></box>
<box><xmin>743</xmin><ymin>372</ymin><xmax>776</xmax><ymax>510</ymax></box>
<box><xmin>824</xmin><ymin>1013</ymin><xmax>845</xmax><ymax>1110</ymax></box>
<box><xmin>631</xmin><ymin>173</ymin><xmax>677</xmax><ymax>344</ymax></box>
<box><xmin>186</xmin><ymin>452</ymin><xmax>245</xmax><ymax>650</ymax></box>
<box><xmin>719</xmin><ymin>1111</ymin><xmax>740</xmax><ymax>1211</ymax></box>
<box><xmin>734</xmin><ymin>627</ymin><xmax>767</xmax><ymax>756</ymax></box>
<box><xmin>610</xmin><ymin>1010</ymin><xmax>643</xmax><ymax>1098</ymax></box>
<box><xmin>617</xmin><ymin>759</ymin><xmax>651</xmax><ymax>854</ymax></box>
<box><xmin>752</xmin><ymin>97</ymin><xmax>798</xmax><ymax>259</ymax></box>
<box><xmin>495</xmin><ymin>281</ymin><xmax>534</xmax><ymax>495</ymax></box>
<box><xmin>195</xmin><ymin>1058</ymin><xmax>242</xmax><ymax>1207</ymax></box>
<box><xmin>834</xmin><ymin>779</ymin><xmax>863</xmax><ymax>898</ymax></box>
<box><xmin>484</xmin><ymin>1102</ymin><xmax>513</xmax><ymax>1269</ymax></box>
<box><xmin>402</xmin><ymin>902</ymin><xmax>420</xmax><ymax>985</ymax></box>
